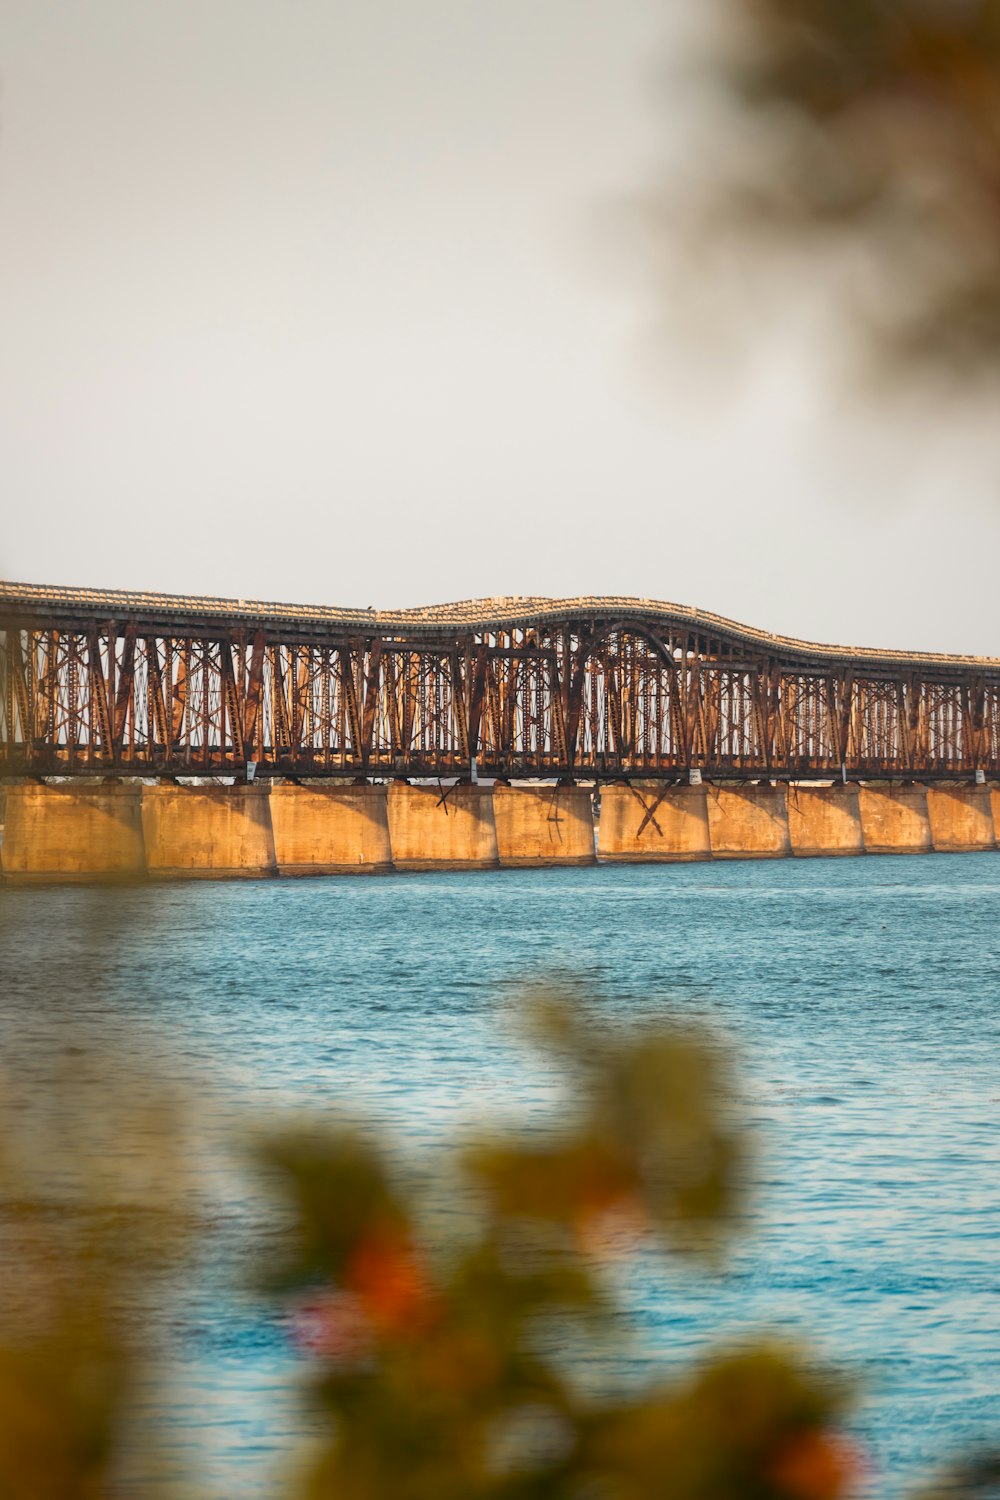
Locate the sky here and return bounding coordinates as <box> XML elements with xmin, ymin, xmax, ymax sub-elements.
<box><xmin>2</xmin><ymin>0</ymin><xmax>999</xmax><ymax>654</ymax></box>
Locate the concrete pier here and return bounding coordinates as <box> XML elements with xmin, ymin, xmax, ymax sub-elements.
<box><xmin>786</xmin><ymin>785</ymin><xmax>863</xmax><ymax>856</ymax></box>
<box><xmin>0</xmin><ymin>781</ymin><xmax>146</xmax><ymax>881</ymax></box>
<box><xmin>493</xmin><ymin>784</ymin><xmax>595</xmax><ymax>866</ymax></box>
<box><xmin>5</xmin><ymin>775</ymin><xmax>1000</xmax><ymax>881</ymax></box>
<box><xmin>270</xmin><ymin>783</ymin><xmax>392</xmax><ymax>874</ymax></box>
<box><xmin>141</xmin><ymin>784</ymin><xmax>277</xmax><ymax>878</ymax></box>
<box><xmin>926</xmin><ymin>785</ymin><xmax>996</xmax><ymax>852</ymax></box>
<box><xmin>386</xmin><ymin>782</ymin><xmax>499</xmax><ymax>870</ymax></box>
<box><xmin>597</xmin><ymin>783</ymin><xmax>710</xmax><ymax>862</ymax></box>
<box><xmin>706</xmin><ymin>784</ymin><xmax>790</xmax><ymax>858</ymax></box>
<box><xmin>858</xmin><ymin>785</ymin><xmax>931</xmax><ymax>854</ymax></box>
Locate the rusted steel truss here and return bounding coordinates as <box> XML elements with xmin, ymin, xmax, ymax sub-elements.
<box><xmin>2</xmin><ymin>584</ymin><xmax>999</xmax><ymax>781</ymax></box>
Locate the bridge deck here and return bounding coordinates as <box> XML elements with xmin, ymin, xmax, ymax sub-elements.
<box><xmin>2</xmin><ymin>579</ymin><xmax>998</xmax><ymax>674</ymax></box>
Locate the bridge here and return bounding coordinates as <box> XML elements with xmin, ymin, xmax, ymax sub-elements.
<box><xmin>2</xmin><ymin>581</ymin><xmax>998</xmax><ymax>879</ymax></box>
<box><xmin>3</xmin><ymin>580</ymin><xmax>1000</xmax><ymax>781</ymax></box>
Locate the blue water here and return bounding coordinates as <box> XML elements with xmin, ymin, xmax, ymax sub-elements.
<box><xmin>1</xmin><ymin>855</ymin><xmax>998</xmax><ymax>1495</ymax></box>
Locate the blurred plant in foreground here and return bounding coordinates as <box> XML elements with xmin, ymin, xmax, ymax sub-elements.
<box><xmin>258</xmin><ymin>999</ymin><xmax>857</xmax><ymax>1500</ymax></box>
<box><xmin>661</xmin><ymin>0</ymin><xmax>1000</xmax><ymax>378</ymax></box>
<box><xmin>0</xmin><ymin>1037</ymin><xmax>188</xmax><ymax>1499</ymax></box>
<box><xmin>3</xmin><ymin>989</ymin><xmax>994</xmax><ymax>1497</ymax></box>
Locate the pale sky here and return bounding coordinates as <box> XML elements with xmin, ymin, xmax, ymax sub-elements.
<box><xmin>3</xmin><ymin>1</ymin><xmax>999</xmax><ymax>654</ymax></box>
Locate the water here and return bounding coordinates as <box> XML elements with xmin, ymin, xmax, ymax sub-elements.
<box><xmin>1</xmin><ymin>854</ymin><xmax>998</xmax><ymax>1495</ymax></box>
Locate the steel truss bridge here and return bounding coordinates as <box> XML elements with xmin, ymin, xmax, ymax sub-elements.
<box><xmin>2</xmin><ymin>582</ymin><xmax>999</xmax><ymax>783</ymax></box>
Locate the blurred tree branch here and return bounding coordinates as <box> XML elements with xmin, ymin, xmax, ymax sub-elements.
<box><xmin>662</xmin><ymin>0</ymin><xmax>1000</xmax><ymax>377</ymax></box>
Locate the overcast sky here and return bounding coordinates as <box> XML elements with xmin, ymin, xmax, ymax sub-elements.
<box><xmin>3</xmin><ymin>1</ymin><xmax>999</xmax><ymax>653</ymax></box>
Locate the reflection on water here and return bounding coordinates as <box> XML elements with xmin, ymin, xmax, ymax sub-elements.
<box><xmin>1</xmin><ymin>855</ymin><xmax>998</xmax><ymax>1495</ymax></box>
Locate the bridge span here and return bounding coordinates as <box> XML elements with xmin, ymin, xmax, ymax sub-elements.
<box><xmin>3</xmin><ymin>580</ymin><xmax>1000</xmax><ymax>781</ymax></box>
<box><xmin>2</xmin><ymin>581</ymin><xmax>999</xmax><ymax>879</ymax></box>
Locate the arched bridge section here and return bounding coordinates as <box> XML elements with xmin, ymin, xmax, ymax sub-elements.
<box><xmin>2</xmin><ymin>581</ymin><xmax>999</xmax><ymax>782</ymax></box>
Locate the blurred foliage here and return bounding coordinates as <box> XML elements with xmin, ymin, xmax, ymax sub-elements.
<box><xmin>3</xmin><ymin>991</ymin><xmax>994</xmax><ymax>1498</ymax></box>
<box><xmin>919</xmin><ymin>1452</ymin><xmax>1000</xmax><ymax>1500</ymax></box>
<box><xmin>678</xmin><ymin>0</ymin><xmax>1000</xmax><ymax>374</ymax></box>
<box><xmin>258</xmin><ymin>999</ymin><xmax>856</xmax><ymax>1500</ymax></box>
<box><xmin>0</xmin><ymin>1040</ymin><xmax>188</xmax><ymax>1499</ymax></box>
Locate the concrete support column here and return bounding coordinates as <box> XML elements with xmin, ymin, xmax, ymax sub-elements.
<box><xmin>926</xmin><ymin>785</ymin><xmax>996</xmax><ymax>852</ymax></box>
<box><xmin>787</xmin><ymin>785</ymin><xmax>863</xmax><ymax>856</ymax></box>
<box><xmin>706</xmin><ymin>784</ymin><xmax>790</xmax><ymax>858</ymax></box>
<box><xmin>1</xmin><ymin>781</ymin><xmax>146</xmax><ymax>882</ymax></box>
<box><xmin>141</xmin><ymin>783</ymin><xmax>277</xmax><ymax>878</ymax></box>
<box><xmin>858</xmin><ymin>784</ymin><xmax>931</xmax><ymax>854</ymax></box>
<box><xmin>387</xmin><ymin>782</ymin><xmax>499</xmax><ymax>870</ymax></box>
<box><xmin>597</xmin><ymin>783</ymin><xmax>710</xmax><ymax>862</ymax></box>
<box><xmin>493</xmin><ymin>784</ymin><xmax>595</xmax><ymax>867</ymax></box>
<box><xmin>270</xmin><ymin>783</ymin><xmax>392</xmax><ymax>874</ymax></box>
